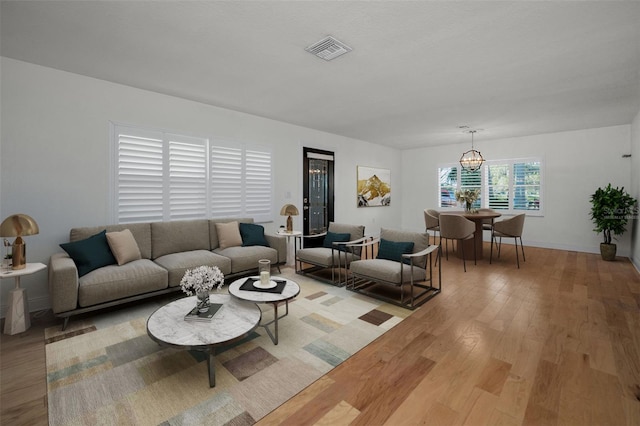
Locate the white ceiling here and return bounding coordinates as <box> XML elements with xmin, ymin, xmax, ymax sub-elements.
<box><xmin>2</xmin><ymin>1</ymin><xmax>639</xmax><ymax>149</ymax></box>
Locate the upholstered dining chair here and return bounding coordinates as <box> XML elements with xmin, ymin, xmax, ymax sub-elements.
<box><xmin>490</xmin><ymin>214</ymin><xmax>526</xmax><ymax>268</ymax></box>
<box><xmin>478</xmin><ymin>208</ymin><xmax>496</xmax><ymax>232</ymax></box>
<box><xmin>438</xmin><ymin>214</ymin><xmax>476</xmax><ymax>272</ymax></box>
<box><xmin>424</xmin><ymin>209</ymin><xmax>441</xmax><ymax>245</ymax></box>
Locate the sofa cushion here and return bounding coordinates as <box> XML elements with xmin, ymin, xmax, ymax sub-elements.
<box><xmin>350</xmin><ymin>258</ymin><xmax>427</xmax><ymax>284</ymax></box>
<box><xmin>213</xmin><ymin>246</ymin><xmax>278</xmax><ymax>274</ymax></box>
<box><xmin>151</xmin><ymin>220</ymin><xmax>210</xmax><ymax>259</ymax></box>
<box><xmin>239</xmin><ymin>222</ymin><xmax>269</xmax><ymax>247</ymax></box>
<box><xmin>216</xmin><ymin>221</ymin><xmax>243</xmax><ymax>250</ymax></box>
<box><xmin>78</xmin><ymin>259</ymin><xmax>168</xmax><ymax>307</ymax></box>
<box><xmin>377</xmin><ymin>238</ymin><xmax>414</xmax><ymax>264</ymax></box>
<box><xmin>154</xmin><ymin>250</ymin><xmax>231</xmax><ymax>287</ymax></box>
<box><xmin>70</xmin><ymin>223</ymin><xmax>152</xmax><ymax>259</ymax></box>
<box><xmin>322</xmin><ymin>231</ymin><xmax>351</xmax><ymax>250</ymax></box>
<box><xmin>295</xmin><ymin>247</ymin><xmax>359</xmax><ymax>268</ymax></box>
<box><xmin>106</xmin><ymin>229</ymin><xmax>142</xmax><ymax>265</ymax></box>
<box><xmin>209</xmin><ymin>218</ymin><xmax>254</xmax><ymax>249</ymax></box>
<box><xmin>60</xmin><ymin>230</ymin><xmax>117</xmax><ymax>277</ymax></box>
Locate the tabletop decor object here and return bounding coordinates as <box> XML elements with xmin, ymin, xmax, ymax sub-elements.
<box><xmin>258</xmin><ymin>258</ymin><xmax>271</xmax><ymax>286</ymax></box>
<box><xmin>279</xmin><ymin>204</ymin><xmax>299</xmax><ymax>233</ymax></box>
<box><xmin>0</xmin><ymin>213</ymin><xmax>39</xmax><ymax>270</ymax></box>
<box><xmin>455</xmin><ymin>188</ymin><xmax>480</xmax><ymax>213</ymax></box>
<box><xmin>180</xmin><ymin>265</ymin><xmax>225</xmax><ymax>313</ymax></box>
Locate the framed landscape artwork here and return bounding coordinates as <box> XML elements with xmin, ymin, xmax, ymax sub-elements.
<box><xmin>357</xmin><ymin>166</ymin><xmax>391</xmax><ymax>207</ymax></box>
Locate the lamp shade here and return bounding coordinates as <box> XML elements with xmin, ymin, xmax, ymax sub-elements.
<box><xmin>279</xmin><ymin>204</ymin><xmax>299</xmax><ymax>216</ymax></box>
<box><xmin>0</xmin><ymin>214</ymin><xmax>40</xmax><ymax>237</ymax></box>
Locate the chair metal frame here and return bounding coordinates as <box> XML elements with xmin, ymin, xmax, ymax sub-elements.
<box><xmin>295</xmin><ymin>233</ymin><xmax>370</xmax><ymax>286</ymax></box>
<box><xmin>346</xmin><ymin>238</ymin><xmax>441</xmax><ymax>309</ymax></box>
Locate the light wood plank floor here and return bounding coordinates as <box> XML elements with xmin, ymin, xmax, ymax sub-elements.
<box><xmin>2</xmin><ymin>245</ymin><xmax>640</xmax><ymax>425</ymax></box>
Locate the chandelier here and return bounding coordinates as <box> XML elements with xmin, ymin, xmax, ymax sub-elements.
<box><xmin>459</xmin><ymin>129</ymin><xmax>484</xmax><ymax>172</ymax></box>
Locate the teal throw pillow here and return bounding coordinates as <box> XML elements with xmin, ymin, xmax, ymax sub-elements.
<box><xmin>376</xmin><ymin>238</ymin><xmax>414</xmax><ymax>264</ymax></box>
<box><xmin>323</xmin><ymin>231</ymin><xmax>350</xmax><ymax>250</ymax></box>
<box><xmin>239</xmin><ymin>222</ymin><xmax>269</xmax><ymax>247</ymax></box>
<box><xmin>60</xmin><ymin>230</ymin><xmax>117</xmax><ymax>277</ymax></box>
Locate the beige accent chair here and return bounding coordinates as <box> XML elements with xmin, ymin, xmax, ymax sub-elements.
<box><xmin>347</xmin><ymin>228</ymin><xmax>440</xmax><ymax>309</ymax></box>
<box><xmin>295</xmin><ymin>222</ymin><xmax>366</xmax><ymax>286</ymax></box>
<box><xmin>439</xmin><ymin>214</ymin><xmax>476</xmax><ymax>272</ymax></box>
<box><xmin>490</xmin><ymin>214</ymin><xmax>526</xmax><ymax>268</ymax></box>
<box><xmin>424</xmin><ymin>209</ymin><xmax>441</xmax><ymax>245</ymax></box>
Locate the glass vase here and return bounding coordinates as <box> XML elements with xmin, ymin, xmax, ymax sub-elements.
<box><xmin>258</xmin><ymin>259</ymin><xmax>271</xmax><ymax>285</ymax></box>
<box><xmin>465</xmin><ymin>201</ymin><xmax>472</xmax><ymax>212</ymax></box>
<box><xmin>196</xmin><ymin>289</ymin><xmax>210</xmax><ymax>313</ymax></box>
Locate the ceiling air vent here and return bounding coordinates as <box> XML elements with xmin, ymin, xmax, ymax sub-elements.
<box><xmin>305</xmin><ymin>36</ymin><xmax>352</xmax><ymax>61</ymax></box>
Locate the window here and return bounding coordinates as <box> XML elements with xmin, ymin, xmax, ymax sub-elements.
<box><xmin>111</xmin><ymin>124</ymin><xmax>273</xmax><ymax>224</ymax></box>
<box><xmin>437</xmin><ymin>158</ymin><xmax>542</xmax><ymax>215</ymax></box>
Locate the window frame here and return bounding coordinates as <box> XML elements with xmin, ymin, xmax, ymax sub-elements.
<box><xmin>437</xmin><ymin>157</ymin><xmax>544</xmax><ymax>216</ymax></box>
<box><xmin>110</xmin><ymin>123</ymin><xmax>273</xmax><ymax>224</ymax></box>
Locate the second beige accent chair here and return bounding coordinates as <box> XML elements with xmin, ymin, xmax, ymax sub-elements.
<box><xmin>295</xmin><ymin>222</ymin><xmax>366</xmax><ymax>286</ymax></box>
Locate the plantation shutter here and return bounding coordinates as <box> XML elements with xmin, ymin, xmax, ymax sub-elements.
<box><xmin>115</xmin><ymin>127</ymin><xmax>164</xmax><ymax>223</ymax></box>
<box><xmin>245</xmin><ymin>149</ymin><xmax>272</xmax><ymax>222</ymax></box>
<box><xmin>513</xmin><ymin>161</ymin><xmax>541</xmax><ymax>211</ymax></box>
<box><xmin>486</xmin><ymin>164</ymin><xmax>509</xmax><ymax>210</ymax></box>
<box><xmin>460</xmin><ymin>168</ymin><xmax>482</xmax><ymax>208</ymax></box>
<box><xmin>168</xmin><ymin>135</ymin><xmax>208</xmax><ymax>220</ymax></box>
<box><xmin>210</xmin><ymin>144</ymin><xmax>243</xmax><ymax>217</ymax></box>
<box><xmin>113</xmin><ymin>125</ymin><xmax>273</xmax><ymax>224</ymax></box>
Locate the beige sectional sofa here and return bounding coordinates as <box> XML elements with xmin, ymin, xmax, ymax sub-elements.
<box><xmin>49</xmin><ymin>218</ymin><xmax>286</xmax><ymax>329</ymax></box>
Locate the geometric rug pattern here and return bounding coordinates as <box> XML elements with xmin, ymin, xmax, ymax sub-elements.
<box><xmin>45</xmin><ymin>271</ymin><xmax>412</xmax><ymax>425</ymax></box>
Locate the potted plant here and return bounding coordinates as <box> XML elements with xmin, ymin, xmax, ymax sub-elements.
<box><xmin>589</xmin><ymin>184</ymin><xmax>637</xmax><ymax>261</ymax></box>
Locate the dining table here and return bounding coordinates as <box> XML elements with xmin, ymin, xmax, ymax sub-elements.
<box><xmin>440</xmin><ymin>210</ymin><xmax>502</xmax><ymax>260</ymax></box>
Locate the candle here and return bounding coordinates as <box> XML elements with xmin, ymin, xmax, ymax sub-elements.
<box><xmin>260</xmin><ymin>270</ymin><xmax>270</xmax><ymax>285</ymax></box>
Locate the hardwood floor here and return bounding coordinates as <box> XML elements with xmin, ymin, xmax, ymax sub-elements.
<box><xmin>2</xmin><ymin>245</ymin><xmax>640</xmax><ymax>425</ymax></box>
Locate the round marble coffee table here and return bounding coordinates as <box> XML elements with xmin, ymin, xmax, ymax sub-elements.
<box><xmin>146</xmin><ymin>293</ymin><xmax>261</xmax><ymax>387</ymax></box>
<box><xmin>228</xmin><ymin>276</ymin><xmax>300</xmax><ymax>345</ymax></box>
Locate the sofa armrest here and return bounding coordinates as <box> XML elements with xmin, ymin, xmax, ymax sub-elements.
<box><xmin>265</xmin><ymin>233</ymin><xmax>287</xmax><ymax>264</ymax></box>
<box><xmin>48</xmin><ymin>252</ymin><xmax>79</xmax><ymax>314</ymax></box>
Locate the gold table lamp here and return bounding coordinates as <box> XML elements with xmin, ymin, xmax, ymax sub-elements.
<box><xmin>279</xmin><ymin>204</ymin><xmax>299</xmax><ymax>233</ymax></box>
<box><xmin>0</xmin><ymin>214</ymin><xmax>40</xmax><ymax>270</ymax></box>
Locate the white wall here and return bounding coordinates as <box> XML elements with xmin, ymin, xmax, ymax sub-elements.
<box><xmin>0</xmin><ymin>58</ymin><xmax>401</xmax><ymax>315</ymax></box>
<box><xmin>630</xmin><ymin>108</ymin><xmax>640</xmax><ymax>271</ymax></box>
<box><xmin>401</xmin><ymin>126</ymin><xmax>633</xmax><ymax>254</ymax></box>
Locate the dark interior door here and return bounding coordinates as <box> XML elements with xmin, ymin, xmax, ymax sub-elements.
<box><xmin>302</xmin><ymin>147</ymin><xmax>334</xmax><ymax>247</ymax></box>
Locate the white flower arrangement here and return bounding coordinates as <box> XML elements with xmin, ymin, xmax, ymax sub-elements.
<box><xmin>455</xmin><ymin>188</ymin><xmax>480</xmax><ymax>204</ymax></box>
<box><xmin>180</xmin><ymin>265</ymin><xmax>225</xmax><ymax>296</ymax></box>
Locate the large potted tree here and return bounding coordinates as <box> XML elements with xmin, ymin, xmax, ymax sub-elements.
<box><xmin>589</xmin><ymin>184</ymin><xmax>637</xmax><ymax>261</ymax></box>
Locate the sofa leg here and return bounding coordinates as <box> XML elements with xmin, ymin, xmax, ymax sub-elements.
<box><xmin>62</xmin><ymin>317</ymin><xmax>69</xmax><ymax>331</ymax></box>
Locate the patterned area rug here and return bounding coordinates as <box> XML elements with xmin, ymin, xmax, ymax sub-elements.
<box><xmin>45</xmin><ymin>270</ymin><xmax>412</xmax><ymax>425</ymax></box>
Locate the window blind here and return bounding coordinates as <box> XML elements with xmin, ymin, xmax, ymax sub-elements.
<box><xmin>437</xmin><ymin>157</ymin><xmax>542</xmax><ymax>215</ymax></box>
<box><xmin>112</xmin><ymin>125</ymin><xmax>273</xmax><ymax>224</ymax></box>
<box><xmin>115</xmin><ymin>128</ymin><xmax>164</xmax><ymax>223</ymax></box>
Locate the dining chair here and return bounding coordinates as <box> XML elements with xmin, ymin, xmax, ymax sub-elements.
<box><xmin>439</xmin><ymin>214</ymin><xmax>476</xmax><ymax>272</ymax></box>
<box><xmin>424</xmin><ymin>209</ymin><xmax>441</xmax><ymax>246</ymax></box>
<box><xmin>478</xmin><ymin>208</ymin><xmax>496</xmax><ymax>232</ymax></box>
<box><xmin>490</xmin><ymin>214</ymin><xmax>526</xmax><ymax>268</ymax></box>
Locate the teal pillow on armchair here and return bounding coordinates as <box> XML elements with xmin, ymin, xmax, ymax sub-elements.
<box><xmin>323</xmin><ymin>231</ymin><xmax>351</xmax><ymax>251</ymax></box>
<box><xmin>60</xmin><ymin>230</ymin><xmax>117</xmax><ymax>277</ymax></box>
<box><xmin>376</xmin><ymin>238</ymin><xmax>414</xmax><ymax>264</ymax></box>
